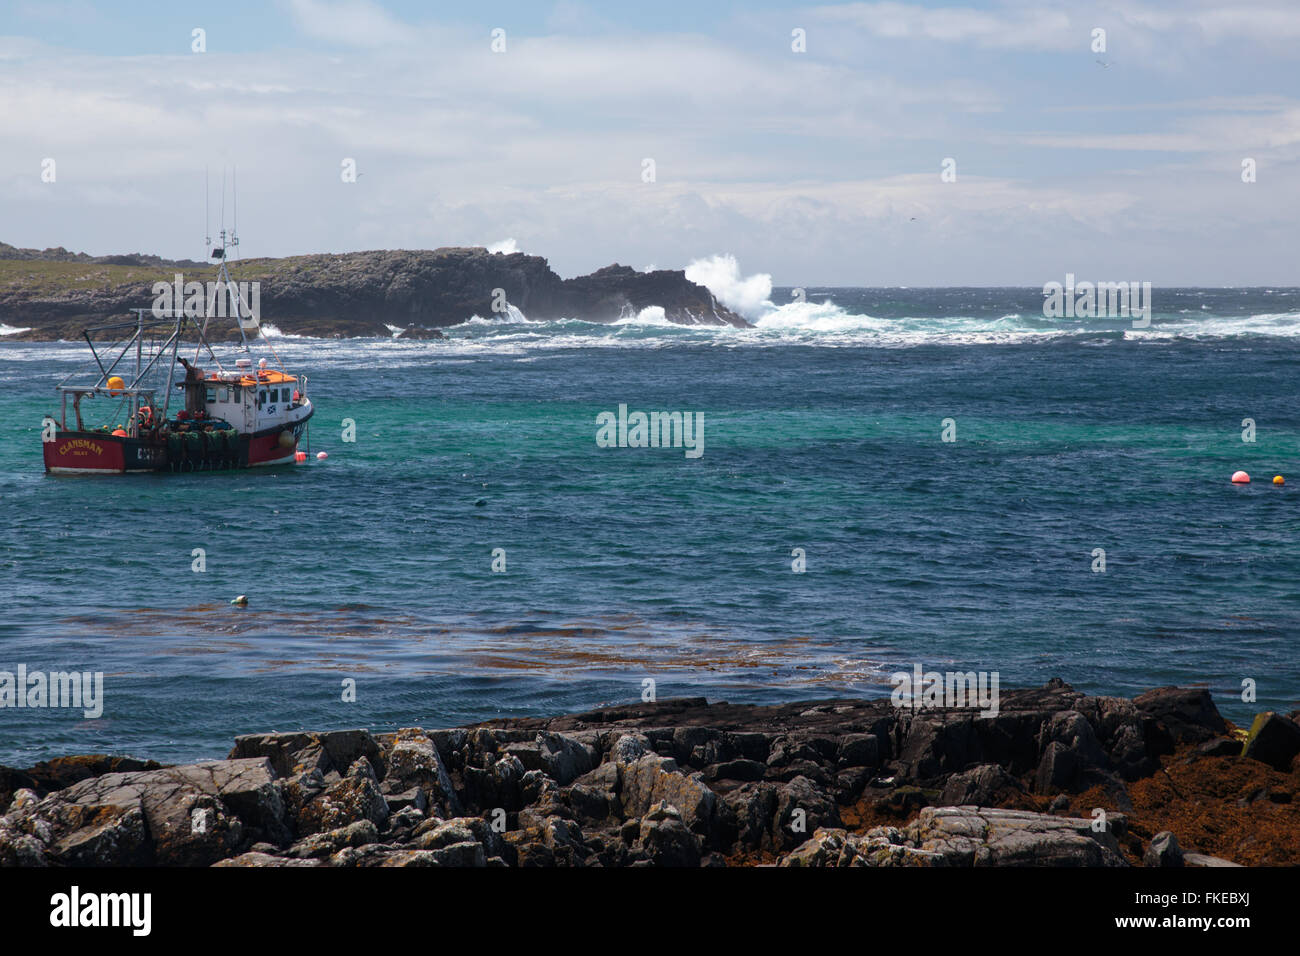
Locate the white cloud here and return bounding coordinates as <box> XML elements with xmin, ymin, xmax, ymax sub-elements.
<box><xmin>813</xmin><ymin>1</ymin><xmax>1300</xmax><ymax>50</ymax></box>
<box><xmin>812</xmin><ymin>2</ymin><xmax>1076</xmax><ymax>49</ymax></box>
<box><xmin>283</xmin><ymin>0</ymin><xmax>414</xmax><ymax>48</ymax></box>
<box><xmin>0</xmin><ymin>3</ymin><xmax>1296</xmax><ymax>283</ymax></box>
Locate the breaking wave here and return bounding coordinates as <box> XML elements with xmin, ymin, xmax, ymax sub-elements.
<box><xmin>3</xmin><ymin>254</ymin><xmax>1297</xmax><ymax>356</ymax></box>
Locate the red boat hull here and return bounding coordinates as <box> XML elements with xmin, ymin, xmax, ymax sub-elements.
<box><xmin>43</xmin><ymin>433</ymin><xmax>159</xmax><ymax>474</ymax></box>
<box><xmin>246</xmin><ymin>418</ymin><xmax>310</xmax><ymax>467</ymax></box>
<box><xmin>44</xmin><ymin>409</ymin><xmax>311</xmax><ymax>474</ymax></box>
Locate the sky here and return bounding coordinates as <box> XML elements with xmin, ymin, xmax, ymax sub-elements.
<box><xmin>0</xmin><ymin>0</ymin><xmax>1297</xmax><ymax>285</ymax></box>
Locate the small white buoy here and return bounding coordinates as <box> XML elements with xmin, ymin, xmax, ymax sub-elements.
<box><xmin>316</xmin><ymin>451</ymin><xmax>328</xmax><ymax>460</ymax></box>
<box><xmin>231</xmin><ymin>595</ymin><xmax>248</xmax><ymax>606</ymax></box>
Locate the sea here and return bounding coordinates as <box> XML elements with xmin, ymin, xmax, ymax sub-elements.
<box><xmin>2</xmin><ymin>285</ymin><xmax>1299</xmax><ymax>765</ymax></box>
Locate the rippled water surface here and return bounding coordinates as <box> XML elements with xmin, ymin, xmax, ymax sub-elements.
<box><xmin>2</xmin><ymin>287</ymin><xmax>1299</xmax><ymax>763</ymax></box>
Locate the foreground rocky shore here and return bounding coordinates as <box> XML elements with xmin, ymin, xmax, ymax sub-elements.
<box><xmin>0</xmin><ymin>241</ymin><xmax>749</xmax><ymax>339</ymax></box>
<box><xmin>2</xmin><ymin>680</ymin><xmax>1298</xmax><ymax>867</ymax></box>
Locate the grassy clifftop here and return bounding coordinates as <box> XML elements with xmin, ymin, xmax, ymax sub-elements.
<box><xmin>0</xmin><ymin>243</ymin><xmax>747</xmax><ymax>339</ymax></box>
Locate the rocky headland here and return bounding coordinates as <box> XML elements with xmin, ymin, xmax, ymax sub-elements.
<box><xmin>0</xmin><ymin>241</ymin><xmax>748</xmax><ymax>340</ymax></box>
<box><xmin>2</xmin><ymin>679</ymin><xmax>1298</xmax><ymax>868</ymax></box>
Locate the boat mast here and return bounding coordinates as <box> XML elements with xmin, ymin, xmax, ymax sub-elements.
<box><xmin>133</xmin><ymin>308</ymin><xmax>143</xmax><ymax>435</ymax></box>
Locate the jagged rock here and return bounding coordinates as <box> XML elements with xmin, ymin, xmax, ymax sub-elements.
<box><xmin>277</xmin><ymin>767</ymin><xmax>327</xmax><ymax>831</ymax></box>
<box><xmin>6</xmin><ymin>788</ymin><xmax>40</xmax><ymax>814</ymax></box>
<box><xmin>637</xmin><ymin>801</ymin><xmax>702</xmax><ymax>867</ymax></box>
<box><xmin>375</xmin><ymin>849</ymin><xmax>442</xmax><ymax>866</ymax></box>
<box><xmin>909</xmin><ymin>806</ymin><xmax>1125</xmax><ymax>867</ymax></box>
<box><xmin>565</xmin><ymin>784</ymin><xmax>612</xmax><ymax>822</ymax></box>
<box><xmin>1041</xmin><ymin>710</ymin><xmax>1107</xmax><ymax>767</ymax></box>
<box><xmin>228</xmin><ymin>733</ymin><xmax>320</xmax><ymax>777</ymax></box>
<box><xmin>575</xmin><ymin>761</ymin><xmax>621</xmax><ymax>795</ymax></box>
<box><xmin>779</xmin><ymin>827</ymin><xmax>933</xmax><ymax>867</ymax></box>
<box><xmin>7</xmin><ymin>758</ymin><xmax>282</xmax><ymax>864</ymax></box>
<box><xmin>1107</xmin><ymin>723</ymin><xmax>1157</xmax><ymax>781</ymax></box>
<box><xmin>1241</xmin><ymin>712</ymin><xmax>1300</xmax><ymax>771</ymax></box>
<box><xmin>1195</xmin><ymin>737</ymin><xmax>1242</xmax><ymax>758</ymax></box>
<box><xmin>392</xmin><ymin>326</ymin><xmax>446</xmax><ymax>340</ymax></box>
<box><xmin>1</xmin><ymin>683</ymin><xmax>1270</xmax><ymax>868</ymax></box>
<box><xmin>503</xmin><ymin>814</ymin><xmax>585</xmax><ymax>867</ymax></box>
<box><xmin>231</xmin><ymin>729</ymin><xmax>386</xmax><ymax>780</ymax></box>
<box><xmin>382</xmin><ymin>729</ymin><xmax>461</xmax><ymax>817</ymax></box>
<box><xmin>772</xmin><ymin>775</ymin><xmax>839</xmax><ymax>850</ymax></box>
<box><xmin>0</xmin><ymin>770</ymin><xmax>38</xmax><ymax>815</ymax></box>
<box><xmin>703</xmin><ymin>759</ymin><xmax>767</xmax><ymax>783</ymax></box>
<box><xmin>609</xmin><ymin>734</ymin><xmax>650</xmax><ymax>764</ymax></box>
<box><xmin>767</xmin><ymin>758</ymin><xmax>833</xmax><ymax>786</ymax></box>
<box><xmin>463</xmin><ymin>754</ymin><xmax>526</xmax><ymax>812</ymax></box>
<box><xmin>384</xmin><ymin>787</ymin><xmax>428</xmax><ymax>814</ymax></box>
<box><xmin>838</xmin><ymin>734</ymin><xmax>881</xmax><ymax>768</ymax></box>
<box><xmin>835</xmin><ymin>767</ymin><xmax>872</xmax><ymax>803</ymax></box>
<box><xmin>3</xmin><ymin>796</ymin><xmax>151</xmax><ymax>867</ymax></box>
<box><xmin>213</xmin><ymin>851</ymin><xmax>321</xmax><ymax>868</ymax></box>
<box><xmin>783</xmin><ymin>807</ymin><xmax>1126</xmax><ymax>867</ymax></box>
<box><xmin>0</xmin><ymin>756</ymin><xmax>163</xmax><ymax>809</ymax></box>
<box><xmin>939</xmin><ymin>764</ymin><xmax>1024</xmax><ymax>807</ymax></box>
<box><xmin>385</xmin><ymin>805</ymin><xmax>425</xmax><ymax>839</ymax></box>
<box><xmin>765</xmin><ymin>734</ymin><xmax>822</xmax><ymax>769</ymax></box>
<box><xmin>1034</xmin><ymin>711</ymin><xmax>1107</xmax><ymax>794</ymax></box>
<box><xmin>411</xmin><ymin>816</ymin><xmax>506</xmax><ymax>861</ymax></box>
<box><xmin>536</xmin><ymin>732</ymin><xmax>595</xmax><ymax>785</ymax></box>
<box><xmin>720</xmin><ymin>783</ymin><xmax>778</xmax><ymax>849</ymax></box>
<box><xmin>1145</xmin><ymin>831</ymin><xmax>1184</xmax><ymax>867</ymax></box>
<box><xmin>1035</xmin><ymin>741</ymin><xmax>1078</xmax><ymax>794</ymax></box>
<box><xmin>670</xmin><ymin>728</ymin><xmax>730</xmax><ymax>768</ymax></box>
<box><xmin>285</xmin><ymin>820</ymin><xmax>380</xmax><ymax>859</ymax></box>
<box><xmin>163</xmin><ymin>759</ymin><xmax>287</xmax><ymax>844</ymax></box>
<box><xmin>506</xmin><ymin>833</ymin><xmax>554</xmax><ymax>867</ymax></box>
<box><xmin>620</xmin><ymin>755</ymin><xmax>718</xmax><ymax>841</ymax></box>
<box><xmin>296</xmin><ymin>758</ymin><xmax>388</xmax><ymax>836</ymax></box>
<box><xmin>1134</xmin><ymin>687</ymin><xmax>1229</xmax><ymax>752</ymax></box>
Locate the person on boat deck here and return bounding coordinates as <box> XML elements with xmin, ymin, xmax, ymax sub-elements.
<box><xmin>176</xmin><ymin>356</ymin><xmax>208</xmax><ymax>418</ymax></box>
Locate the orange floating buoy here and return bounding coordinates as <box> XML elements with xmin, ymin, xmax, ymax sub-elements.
<box><xmin>295</xmin><ymin>451</ymin><xmax>307</xmax><ymax>463</ymax></box>
<box><xmin>1231</xmin><ymin>470</ymin><xmax>1250</xmax><ymax>484</ymax></box>
<box><xmin>111</xmin><ymin>428</ymin><xmax>127</xmax><ymax>437</ymax></box>
<box><xmin>1274</xmin><ymin>475</ymin><xmax>1284</xmax><ymax>485</ymax></box>
<box><xmin>316</xmin><ymin>451</ymin><xmax>328</xmax><ymax>460</ymax></box>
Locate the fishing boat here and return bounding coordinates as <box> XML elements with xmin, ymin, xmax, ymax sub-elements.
<box><xmin>41</xmin><ymin>226</ymin><xmax>313</xmax><ymax>474</ymax></box>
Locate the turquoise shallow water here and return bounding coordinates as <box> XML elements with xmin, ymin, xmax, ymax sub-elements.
<box><xmin>1</xmin><ymin>287</ymin><xmax>1299</xmax><ymax>764</ymax></box>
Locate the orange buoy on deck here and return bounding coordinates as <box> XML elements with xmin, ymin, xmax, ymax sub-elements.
<box><xmin>295</xmin><ymin>451</ymin><xmax>307</xmax><ymax>463</ymax></box>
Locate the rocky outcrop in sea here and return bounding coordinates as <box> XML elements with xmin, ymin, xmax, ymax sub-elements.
<box><xmin>2</xmin><ymin>680</ymin><xmax>1297</xmax><ymax>867</ymax></box>
<box><xmin>0</xmin><ymin>243</ymin><xmax>749</xmax><ymax>339</ymax></box>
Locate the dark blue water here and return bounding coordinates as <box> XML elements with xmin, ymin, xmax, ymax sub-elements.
<box><xmin>2</xmin><ymin>287</ymin><xmax>1298</xmax><ymax>764</ymax></box>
